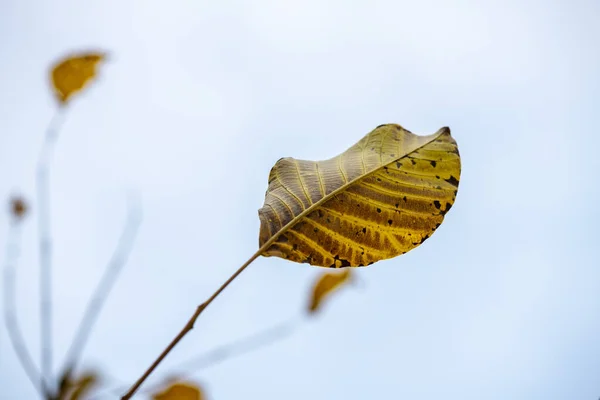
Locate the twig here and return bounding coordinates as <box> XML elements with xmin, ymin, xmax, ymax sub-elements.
<box><xmin>3</xmin><ymin>221</ymin><xmax>45</xmax><ymax>397</ymax></box>
<box><xmin>36</xmin><ymin>107</ymin><xmax>67</xmax><ymax>395</ymax></box>
<box><xmin>120</xmin><ymin>248</ymin><xmax>265</xmax><ymax>399</ymax></box>
<box><xmin>60</xmin><ymin>193</ymin><xmax>142</xmax><ymax>377</ymax></box>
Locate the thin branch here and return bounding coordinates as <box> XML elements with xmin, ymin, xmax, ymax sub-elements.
<box><xmin>3</xmin><ymin>221</ymin><xmax>45</xmax><ymax>397</ymax></box>
<box><xmin>37</xmin><ymin>107</ymin><xmax>67</xmax><ymax>395</ymax></box>
<box><xmin>120</xmin><ymin>248</ymin><xmax>265</xmax><ymax>399</ymax></box>
<box><xmin>60</xmin><ymin>193</ymin><xmax>142</xmax><ymax>376</ymax></box>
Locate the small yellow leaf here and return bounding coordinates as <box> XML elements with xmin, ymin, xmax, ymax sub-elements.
<box><xmin>308</xmin><ymin>269</ymin><xmax>352</xmax><ymax>313</ymax></box>
<box><xmin>50</xmin><ymin>52</ymin><xmax>106</xmax><ymax>104</ymax></box>
<box><xmin>152</xmin><ymin>381</ymin><xmax>204</xmax><ymax>400</ymax></box>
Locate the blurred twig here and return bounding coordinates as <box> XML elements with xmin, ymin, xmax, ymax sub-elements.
<box><xmin>3</xmin><ymin>220</ymin><xmax>45</xmax><ymax>397</ymax></box>
<box><xmin>60</xmin><ymin>194</ymin><xmax>142</xmax><ymax>377</ymax></box>
<box><xmin>96</xmin><ymin>317</ymin><xmax>301</xmax><ymax>399</ymax></box>
<box><xmin>145</xmin><ymin>316</ymin><xmax>300</xmax><ymax>389</ymax></box>
<box><xmin>37</xmin><ymin>108</ymin><xmax>67</xmax><ymax>395</ymax></box>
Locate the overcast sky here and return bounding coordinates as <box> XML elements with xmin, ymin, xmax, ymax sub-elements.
<box><xmin>1</xmin><ymin>0</ymin><xmax>600</xmax><ymax>399</ymax></box>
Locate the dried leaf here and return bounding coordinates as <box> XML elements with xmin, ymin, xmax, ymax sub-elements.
<box><xmin>308</xmin><ymin>269</ymin><xmax>352</xmax><ymax>313</ymax></box>
<box><xmin>258</xmin><ymin>124</ymin><xmax>461</xmax><ymax>268</ymax></box>
<box><xmin>152</xmin><ymin>381</ymin><xmax>205</xmax><ymax>400</ymax></box>
<box><xmin>50</xmin><ymin>52</ymin><xmax>106</xmax><ymax>104</ymax></box>
<box><xmin>9</xmin><ymin>196</ymin><xmax>28</xmax><ymax>220</ymax></box>
<box><xmin>55</xmin><ymin>369</ymin><xmax>100</xmax><ymax>400</ymax></box>
<box><xmin>68</xmin><ymin>372</ymin><xmax>98</xmax><ymax>400</ymax></box>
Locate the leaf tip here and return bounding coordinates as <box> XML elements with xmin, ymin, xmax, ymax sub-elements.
<box><xmin>436</xmin><ymin>126</ymin><xmax>451</xmax><ymax>136</ymax></box>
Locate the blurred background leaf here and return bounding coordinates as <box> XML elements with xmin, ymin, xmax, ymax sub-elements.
<box><xmin>50</xmin><ymin>52</ymin><xmax>106</xmax><ymax>105</ymax></box>
<box><xmin>152</xmin><ymin>381</ymin><xmax>205</xmax><ymax>400</ymax></box>
<box><xmin>308</xmin><ymin>269</ymin><xmax>352</xmax><ymax>314</ymax></box>
<box><xmin>55</xmin><ymin>369</ymin><xmax>100</xmax><ymax>400</ymax></box>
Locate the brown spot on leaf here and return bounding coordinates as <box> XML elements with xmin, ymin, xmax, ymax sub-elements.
<box><xmin>440</xmin><ymin>202</ymin><xmax>453</xmax><ymax>216</ymax></box>
<box><xmin>333</xmin><ymin>255</ymin><xmax>352</xmax><ymax>268</ymax></box>
<box><xmin>445</xmin><ymin>175</ymin><xmax>459</xmax><ymax>187</ymax></box>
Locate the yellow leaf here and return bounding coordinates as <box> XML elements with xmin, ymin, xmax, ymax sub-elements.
<box><xmin>308</xmin><ymin>269</ymin><xmax>352</xmax><ymax>313</ymax></box>
<box><xmin>152</xmin><ymin>381</ymin><xmax>204</xmax><ymax>400</ymax></box>
<box><xmin>50</xmin><ymin>52</ymin><xmax>106</xmax><ymax>104</ymax></box>
<box><xmin>257</xmin><ymin>124</ymin><xmax>461</xmax><ymax>268</ymax></box>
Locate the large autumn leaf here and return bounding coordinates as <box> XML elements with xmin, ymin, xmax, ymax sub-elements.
<box><xmin>258</xmin><ymin>124</ymin><xmax>460</xmax><ymax>268</ymax></box>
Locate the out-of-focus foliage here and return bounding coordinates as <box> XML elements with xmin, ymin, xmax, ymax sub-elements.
<box><xmin>8</xmin><ymin>196</ymin><xmax>28</xmax><ymax>221</ymax></box>
<box><xmin>152</xmin><ymin>381</ymin><xmax>205</xmax><ymax>400</ymax></box>
<box><xmin>257</xmin><ymin>124</ymin><xmax>461</xmax><ymax>268</ymax></box>
<box><xmin>50</xmin><ymin>52</ymin><xmax>106</xmax><ymax>104</ymax></box>
<box><xmin>308</xmin><ymin>269</ymin><xmax>352</xmax><ymax>313</ymax></box>
<box><xmin>56</xmin><ymin>370</ymin><xmax>100</xmax><ymax>400</ymax></box>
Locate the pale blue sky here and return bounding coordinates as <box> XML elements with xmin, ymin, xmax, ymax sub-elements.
<box><xmin>1</xmin><ymin>0</ymin><xmax>600</xmax><ymax>399</ymax></box>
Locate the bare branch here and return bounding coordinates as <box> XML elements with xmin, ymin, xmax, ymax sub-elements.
<box><xmin>60</xmin><ymin>194</ymin><xmax>142</xmax><ymax>375</ymax></box>
<box><xmin>3</xmin><ymin>221</ymin><xmax>45</xmax><ymax>397</ymax></box>
<box><xmin>37</xmin><ymin>108</ymin><xmax>67</xmax><ymax>395</ymax></box>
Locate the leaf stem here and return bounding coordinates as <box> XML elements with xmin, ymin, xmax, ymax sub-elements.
<box><xmin>120</xmin><ymin>249</ymin><xmax>264</xmax><ymax>399</ymax></box>
<box><xmin>37</xmin><ymin>107</ymin><xmax>67</xmax><ymax>396</ymax></box>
